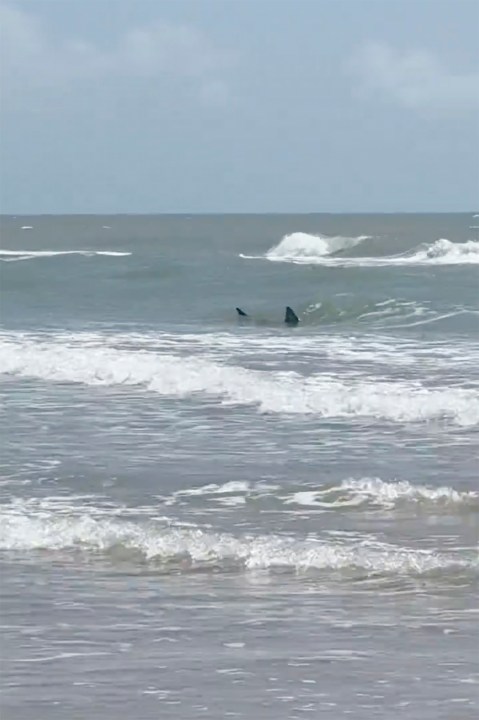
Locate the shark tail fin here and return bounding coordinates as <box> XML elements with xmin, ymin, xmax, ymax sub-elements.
<box><xmin>236</xmin><ymin>307</ymin><xmax>248</xmax><ymax>317</ymax></box>
<box><xmin>285</xmin><ymin>306</ymin><xmax>299</xmax><ymax>325</ymax></box>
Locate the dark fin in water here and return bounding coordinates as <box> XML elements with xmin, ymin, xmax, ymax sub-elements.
<box><xmin>285</xmin><ymin>306</ymin><xmax>299</xmax><ymax>326</ymax></box>
<box><xmin>236</xmin><ymin>307</ymin><xmax>248</xmax><ymax>317</ymax></box>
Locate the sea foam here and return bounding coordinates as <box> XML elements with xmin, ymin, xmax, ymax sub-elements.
<box><xmin>0</xmin><ymin>501</ymin><xmax>474</xmax><ymax>577</ymax></box>
<box><xmin>0</xmin><ymin>249</ymin><xmax>131</xmax><ymax>262</ymax></box>
<box><xmin>242</xmin><ymin>234</ymin><xmax>479</xmax><ymax>267</ymax></box>
<box><xmin>1</xmin><ymin>334</ymin><xmax>478</xmax><ymax>426</ymax></box>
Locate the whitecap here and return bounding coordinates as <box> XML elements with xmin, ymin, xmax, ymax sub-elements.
<box><xmin>242</xmin><ymin>235</ymin><xmax>479</xmax><ymax>267</ymax></box>
<box><xmin>1</xmin><ymin>333</ymin><xmax>478</xmax><ymax>426</ymax></box>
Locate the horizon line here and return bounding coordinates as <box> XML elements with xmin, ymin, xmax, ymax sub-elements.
<box><xmin>1</xmin><ymin>210</ymin><xmax>478</xmax><ymax>217</ymax></box>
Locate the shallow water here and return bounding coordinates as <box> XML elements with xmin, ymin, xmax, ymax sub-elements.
<box><xmin>1</xmin><ymin>213</ymin><xmax>478</xmax><ymax>718</ymax></box>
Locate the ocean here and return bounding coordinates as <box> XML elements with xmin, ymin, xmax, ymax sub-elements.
<box><xmin>0</xmin><ymin>213</ymin><xmax>478</xmax><ymax>719</ymax></box>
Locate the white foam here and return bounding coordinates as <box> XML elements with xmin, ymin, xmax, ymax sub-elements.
<box><xmin>173</xmin><ymin>481</ymin><xmax>259</xmax><ymax>497</ymax></box>
<box><xmin>241</xmin><ymin>232</ymin><xmax>368</xmax><ymax>263</ymax></box>
<box><xmin>95</xmin><ymin>251</ymin><xmax>130</xmax><ymax>256</ymax></box>
<box><xmin>407</xmin><ymin>238</ymin><xmax>479</xmax><ymax>265</ymax></box>
<box><xmin>244</xmin><ymin>236</ymin><xmax>479</xmax><ymax>267</ymax></box>
<box><xmin>286</xmin><ymin>478</ymin><xmax>478</xmax><ymax>511</ymax></box>
<box><xmin>0</xmin><ymin>249</ymin><xmax>131</xmax><ymax>262</ymax></box>
<box><xmin>285</xmin><ymin>490</ymin><xmax>363</xmax><ymax>509</ymax></box>
<box><xmin>21</xmin><ymin>226</ymin><xmax>33</xmax><ymax>230</ymax></box>
<box><xmin>62</xmin><ymin>328</ymin><xmax>478</xmax><ymax>371</ymax></box>
<box><xmin>0</xmin><ymin>503</ymin><xmax>474</xmax><ymax>576</ymax></box>
<box><xmin>266</xmin><ymin>231</ymin><xmax>370</xmax><ymax>260</ymax></box>
<box><xmin>1</xmin><ymin>334</ymin><xmax>477</xmax><ymax>426</ymax></box>
<box><xmin>166</xmin><ymin>480</ymin><xmax>279</xmax><ymax>505</ymax></box>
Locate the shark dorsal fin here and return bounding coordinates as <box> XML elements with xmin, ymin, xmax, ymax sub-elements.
<box><xmin>285</xmin><ymin>306</ymin><xmax>299</xmax><ymax>325</ymax></box>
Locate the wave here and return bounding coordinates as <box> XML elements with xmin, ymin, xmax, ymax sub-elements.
<box><xmin>58</xmin><ymin>329</ymin><xmax>478</xmax><ymax>371</ymax></box>
<box><xmin>265</xmin><ymin>232</ymin><xmax>369</xmax><ymax>261</ymax></box>
<box><xmin>241</xmin><ymin>231</ymin><xmax>368</xmax><ymax>263</ymax></box>
<box><xmin>165</xmin><ymin>480</ymin><xmax>280</xmax><ymax>507</ymax></box>
<box><xmin>284</xmin><ymin>478</ymin><xmax>478</xmax><ymax>511</ymax></box>
<box><xmin>1</xmin><ymin>334</ymin><xmax>478</xmax><ymax>426</ymax></box>
<box><xmin>242</xmin><ymin>235</ymin><xmax>479</xmax><ymax>267</ymax></box>
<box><xmin>0</xmin><ymin>502</ymin><xmax>474</xmax><ymax>577</ymax></box>
<box><xmin>159</xmin><ymin>477</ymin><xmax>478</xmax><ymax>514</ymax></box>
<box><xmin>303</xmin><ymin>298</ymin><xmax>432</xmax><ymax>327</ymax></box>
<box><xmin>404</xmin><ymin>238</ymin><xmax>479</xmax><ymax>265</ymax></box>
<box><xmin>0</xmin><ymin>249</ymin><xmax>131</xmax><ymax>262</ymax></box>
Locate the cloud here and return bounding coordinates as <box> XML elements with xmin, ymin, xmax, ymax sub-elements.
<box><xmin>348</xmin><ymin>42</ymin><xmax>479</xmax><ymax>113</ymax></box>
<box><xmin>0</xmin><ymin>2</ymin><xmax>232</xmax><ymax>107</ymax></box>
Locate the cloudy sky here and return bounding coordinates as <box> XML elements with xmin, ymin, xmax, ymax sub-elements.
<box><xmin>1</xmin><ymin>0</ymin><xmax>478</xmax><ymax>213</ymax></box>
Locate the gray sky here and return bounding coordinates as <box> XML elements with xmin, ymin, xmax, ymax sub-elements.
<box><xmin>1</xmin><ymin>0</ymin><xmax>478</xmax><ymax>213</ymax></box>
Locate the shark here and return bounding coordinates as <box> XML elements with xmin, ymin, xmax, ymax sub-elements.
<box><xmin>235</xmin><ymin>306</ymin><xmax>300</xmax><ymax>326</ymax></box>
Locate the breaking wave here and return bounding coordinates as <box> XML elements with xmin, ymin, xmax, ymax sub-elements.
<box><xmin>264</xmin><ymin>232</ymin><xmax>369</xmax><ymax>261</ymax></box>
<box><xmin>284</xmin><ymin>478</ymin><xmax>479</xmax><ymax>511</ymax></box>
<box><xmin>158</xmin><ymin>477</ymin><xmax>478</xmax><ymax>514</ymax></box>
<box><xmin>240</xmin><ymin>232</ymin><xmax>368</xmax><ymax>263</ymax></box>
<box><xmin>0</xmin><ymin>502</ymin><xmax>475</xmax><ymax>577</ymax></box>
<box><xmin>401</xmin><ymin>239</ymin><xmax>479</xmax><ymax>265</ymax></box>
<box><xmin>242</xmin><ymin>235</ymin><xmax>479</xmax><ymax>266</ymax></box>
<box><xmin>0</xmin><ymin>249</ymin><xmax>131</xmax><ymax>262</ymax></box>
<box><xmin>1</xmin><ymin>334</ymin><xmax>478</xmax><ymax>426</ymax></box>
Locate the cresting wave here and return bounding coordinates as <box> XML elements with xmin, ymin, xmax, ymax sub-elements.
<box><xmin>265</xmin><ymin>232</ymin><xmax>369</xmax><ymax>260</ymax></box>
<box><xmin>404</xmin><ymin>238</ymin><xmax>479</xmax><ymax>265</ymax></box>
<box><xmin>161</xmin><ymin>477</ymin><xmax>479</xmax><ymax>512</ymax></box>
<box><xmin>240</xmin><ymin>232</ymin><xmax>368</xmax><ymax>263</ymax></box>
<box><xmin>284</xmin><ymin>477</ymin><xmax>479</xmax><ymax>511</ymax></box>
<box><xmin>0</xmin><ymin>249</ymin><xmax>131</xmax><ymax>262</ymax></box>
<box><xmin>1</xmin><ymin>334</ymin><xmax>478</xmax><ymax>425</ymax></box>
<box><xmin>0</xmin><ymin>503</ymin><xmax>475</xmax><ymax>577</ymax></box>
<box><xmin>242</xmin><ymin>234</ymin><xmax>479</xmax><ymax>266</ymax></box>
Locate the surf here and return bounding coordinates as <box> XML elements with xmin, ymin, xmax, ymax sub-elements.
<box><xmin>240</xmin><ymin>234</ymin><xmax>479</xmax><ymax>267</ymax></box>
<box><xmin>0</xmin><ymin>249</ymin><xmax>132</xmax><ymax>262</ymax></box>
<box><xmin>1</xmin><ymin>498</ymin><xmax>475</xmax><ymax>578</ymax></box>
<box><xmin>240</xmin><ymin>231</ymin><xmax>369</xmax><ymax>263</ymax></box>
<box><xmin>1</xmin><ymin>332</ymin><xmax>478</xmax><ymax>426</ymax></box>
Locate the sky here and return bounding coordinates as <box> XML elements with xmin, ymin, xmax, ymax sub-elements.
<box><xmin>0</xmin><ymin>0</ymin><xmax>478</xmax><ymax>213</ymax></box>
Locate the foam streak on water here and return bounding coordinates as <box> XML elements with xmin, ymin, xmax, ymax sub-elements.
<box><xmin>0</xmin><ymin>249</ymin><xmax>132</xmax><ymax>262</ymax></box>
